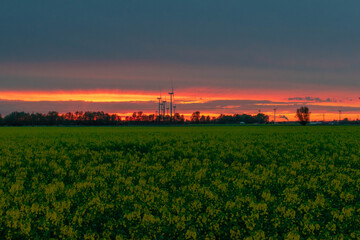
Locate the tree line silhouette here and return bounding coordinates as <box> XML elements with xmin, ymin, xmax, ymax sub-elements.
<box><xmin>190</xmin><ymin>111</ymin><xmax>269</xmax><ymax>124</ymax></box>
<box><xmin>0</xmin><ymin>111</ymin><xmax>270</xmax><ymax>126</ymax></box>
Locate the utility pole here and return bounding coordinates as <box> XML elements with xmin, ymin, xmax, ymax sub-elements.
<box><xmin>273</xmin><ymin>108</ymin><xmax>277</xmax><ymax>124</ymax></box>
<box><xmin>339</xmin><ymin>110</ymin><xmax>342</xmax><ymax>123</ymax></box>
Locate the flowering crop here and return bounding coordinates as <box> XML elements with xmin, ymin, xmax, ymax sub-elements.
<box><xmin>0</xmin><ymin>126</ymin><xmax>359</xmax><ymax>239</ymax></box>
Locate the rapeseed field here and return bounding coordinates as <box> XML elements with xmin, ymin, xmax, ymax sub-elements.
<box><xmin>0</xmin><ymin>126</ymin><xmax>359</xmax><ymax>239</ymax></box>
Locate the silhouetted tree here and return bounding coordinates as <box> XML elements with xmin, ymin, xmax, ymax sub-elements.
<box><xmin>74</xmin><ymin>111</ymin><xmax>84</xmax><ymax>124</ymax></box>
<box><xmin>131</xmin><ymin>112</ymin><xmax>137</xmax><ymax>121</ymax></box>
<box><xmin>4</xmin><ymin>112</ymin><xmax>32</xmax><ymax>126</ymax></box>
<box><xmin>0</xmin><ymin>110</ymin><xmax>273</xmax><ymax>126</ymax></box>
<box><xmin>191</xmin><ymin>111</ymin><xmax>201</xmax><ymax>123</ymax></box>
<box><xmin>206</xmin><ymin>116</ymin><xmax>211</xmax><ymax>123</ymax></box>
<box><xmin>31</xmin><ymin>113</ymin><xmax>46</xmax><ymax>125</ymax></box>
<box><xmin>64</xmin><ymin>112</ymin><xmax>75</xmax><ymax>124</ymax></box>
<box><xmin>215</xmin><ymin>113</ymin><xmax>269</xmax><ymax>124</ymax></box>
<box><xmin>255</xmin><ymin>113</ymin><xmax>269</xmax><ymax>123</ymax></box>
<box><xmin>296</xmin><ymin>106</ymin><xmax>311</xmax><ymax>125</ymax></box>
<box><xmin>342</xmin><ymin>118</ymin><xmax>350</xmax><ymax>124</ymax></box>
<box><xmin>137</xmin><ymin>111</ymin><xmax>143</xmax><ymax>121</ymax></box>
<box><xmin>46</xmin><ymin>111</ymin><xmax>60</xmax><ymax>125</ymax></box>
<box><xmin>148</xmin><ymin>114</ymin><xmax>155</xmax><ymax>122</ymax></box>
<box><xmin>173</xmin><ymin>113</ymin><xmax>184</xmax><ymax>123</ymax></box>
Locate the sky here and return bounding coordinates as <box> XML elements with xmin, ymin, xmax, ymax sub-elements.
<box><xmin>1</xmin><ymin>0</ymin><xmax>360</xmax><ymax>121</ymax></box>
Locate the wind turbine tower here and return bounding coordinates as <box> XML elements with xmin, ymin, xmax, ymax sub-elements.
<box><xmin>169</xmin><ymin>84</ymin><xmax>174</xmax><ymax>119</ymax></box>
<box><xmin>157</xmin><ymin>96</ymin><xmax>162</xmax><ymax>118</ymax></box>
<box><xmin>162</xmin><ymin>99</ymin><xmax>167</xmax><ymax>117</ymax></box>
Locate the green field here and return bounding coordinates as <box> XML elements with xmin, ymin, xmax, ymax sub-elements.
<box><xmin>1</xmin><ymin>126</ymin><xmax>359</xmax><ymax>239</ymax></box>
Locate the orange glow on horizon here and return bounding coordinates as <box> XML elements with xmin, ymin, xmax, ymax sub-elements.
<box><xmin>0</xmin><ymin>90</ymin><xmax>158</xmax><ymax>102</ymax></box>
<box><xmin>0</xmin><ymin>89</ymin><xmax>359</xmax><ymax>122</ymax></box>
<box><xmin>113</xmin><ymin>111</ymin><xmax>359</xmax><ymax>122</ymax></box>
<box><xmin>1</xmin><ymin>88</ymin><xmax>358</xmax><ymax>103</ymax></box>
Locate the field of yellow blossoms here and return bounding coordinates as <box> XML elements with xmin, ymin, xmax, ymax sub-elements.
<box><xmin>0</xmin><ymin>126</ymin><xmax>359</xmax><ymax>239</ymax></box>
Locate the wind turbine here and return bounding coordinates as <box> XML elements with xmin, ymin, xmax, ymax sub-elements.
<box><xmin>169</xmin><ymin>82</ymin><xmax>174</xmax><ymax>119</ymax></box>
<box><xmin>162</xmin><ymin>97</ymin><xmax>167</xmax><ymax>117</ymax></box>
<box><xmin>157</xmin><ymin>93</ymin><xmax>162</xmax><ymax>119</ymax></box>
<box><xmin>173</xmin><ymin>84</ymin><xmax>176</xmax><ymax>119</ymax></box>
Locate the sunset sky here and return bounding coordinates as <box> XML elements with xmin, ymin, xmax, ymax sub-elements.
<box><xmin>1</xmin><ymin>1</ymin><xmax>360</xmax><ymax>121</ymax></box>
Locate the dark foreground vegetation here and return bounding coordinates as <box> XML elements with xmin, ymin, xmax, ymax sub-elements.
<box><xmin>0</xmin><ymin>111</ymin><xmax>269</xmax><ymax>126</ymax></box>
<box><xmin>0</xmin><ymin>126</ymin><xmax>360</xmax><ymax>239</ymax></box>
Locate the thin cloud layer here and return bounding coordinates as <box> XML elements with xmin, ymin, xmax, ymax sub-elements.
<box><xmin>288</xmin><ymin>97</ymin><xmax>332</xmax><ymax>102</ymax></box>
<box><xmin>1</xmin><ymin>61</ymin><xmax>360</xmax><ymax>92</ymax></box>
